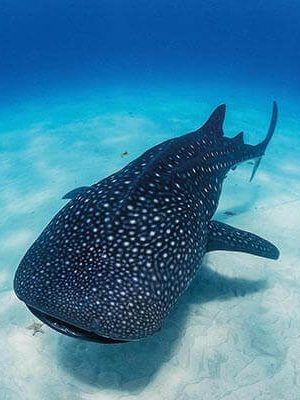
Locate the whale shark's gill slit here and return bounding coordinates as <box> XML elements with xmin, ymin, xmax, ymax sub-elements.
<box><xmin>27</xmin><ymin>305</ymin><xmax>128</xmax><ymax>344</ymax></box>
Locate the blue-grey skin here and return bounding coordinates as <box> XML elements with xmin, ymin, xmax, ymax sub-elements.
<box><xmin>14</xmin><ymin>103</ymin><xmax>279</xmax><ymax>344</ymax></box>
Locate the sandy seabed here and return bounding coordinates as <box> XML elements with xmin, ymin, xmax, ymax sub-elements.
<box><xmin>1</xmin><ymin>86</ymin><xmax>300</xmax><ymax>400</ymax></box>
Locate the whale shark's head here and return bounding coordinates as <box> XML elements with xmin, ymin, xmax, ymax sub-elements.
<box><xmin>13</xmin><ymin>176</ymin><xmax>175</xmax><ymax>343</ymax></box>
<box><xmin>14</xmin><ymin>224</ymin><xmax>166</xmax><ymax>343</ymax></box>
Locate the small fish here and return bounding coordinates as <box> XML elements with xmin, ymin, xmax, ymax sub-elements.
<box><xmin>223</xmin><ymin>210</ymin><xmax>237</xmax><ymax>216</ymax></box>
<box><xmin>14</xmin><ymin>102</ymin><xmax>279</xmax><ymax>344</ymax></box>
<box><xmin>121</xmin><ymin>150</ymin><xmax>129</xmax><ymax>158</ymax></box>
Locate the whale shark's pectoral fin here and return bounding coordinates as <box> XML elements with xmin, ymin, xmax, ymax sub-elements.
<box><xmin>206</xmin><ymin>220</ymin><xmax>279</xmax><ymax>260</ymax></box>
<box><xmin>62</xmin><ymin>186</ymin><xmax>90</xmax><ymax>200</ymax></box>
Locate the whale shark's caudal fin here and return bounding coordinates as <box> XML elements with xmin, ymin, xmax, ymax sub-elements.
<box><xmin>216</xmin><ymin>101</ymin><xmax>278</xmax><ymax>180</ymax></box>
<box><xmin>249</xmin><ymin>101</ymin><xmax>278</xmax><ymax>182</ymax></box>
<box><xmin>181</xmin><ymin>102</ymin><xmax>278</xmax><ymax>181</ymax></box>
<box><xmin>206</xmin><ymin>220</ymin><xmax>279</xmax><ymax>260</ymax></box>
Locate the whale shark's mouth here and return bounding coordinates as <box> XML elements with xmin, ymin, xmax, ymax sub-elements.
<box><xmin>26</xmin><ymin>305</ymin><xmax>128</xmax><ymax>344</ymax></box>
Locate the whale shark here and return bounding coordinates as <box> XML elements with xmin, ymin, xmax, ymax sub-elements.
<box><xmin>14</xmin><ymin>102</ymin><xmax>279</xmax><ymax>344</ymax></box>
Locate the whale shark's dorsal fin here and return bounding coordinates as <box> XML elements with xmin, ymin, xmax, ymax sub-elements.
<box><xmin>199</xmin><ymin>104</ymin><xmax>226</xmax><ymax>137</ymax></box>
<box><xmin>232</xmin><ymin>131</ymin><xmax>244</xmax><ymax>144</ymax></box>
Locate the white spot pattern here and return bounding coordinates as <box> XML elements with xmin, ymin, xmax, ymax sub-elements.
<box><xmin>14</xmin><ymin>106</ymin><xmax>266</xmax><ymax>341</ymax></box>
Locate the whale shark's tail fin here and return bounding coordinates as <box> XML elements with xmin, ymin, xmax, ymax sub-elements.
<box><xmin>216</xmin><ymin>101</ymin><xmax>278</xmax><ymax>180</ymax></box>
<box><xmin>249</xmin><ymin>101</ymin><xmax>278</xmax><ymax>182</ymax></box>
<box><xmin>207</xmin><ymin>220</ymin><xmax>280</xmax><ymax>260</ymax></box>
<box><xmin>189</xmin><ymin>102</ymin><xmax>278</xmax><ymax>178</ymax></box>
<box><xmin>159</xmin><ymin>102</ymin><xmax>278</xmax><ymax>183</ymax></box>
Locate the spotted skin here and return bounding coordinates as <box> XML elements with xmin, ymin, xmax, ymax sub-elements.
<box><xmin>14</xmin><ymin>103</ymin><xmax>279</xmax><ymax>342</ymax></box>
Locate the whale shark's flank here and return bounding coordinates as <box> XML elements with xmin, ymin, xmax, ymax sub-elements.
<box><xmin>14</xmin><ymin>102</ymin><xmax>279</xmax><ymax>343</ymax></box>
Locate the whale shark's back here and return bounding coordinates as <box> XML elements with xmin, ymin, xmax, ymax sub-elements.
<box><xmin>14</xmin><ymin>139</ymin><xmax>210</xmax><ymax>340</ymax></box>
<box><xmin>14</xmin><ymin>103</ymin><xmax>278</xmax><ymax>341</ymax></box>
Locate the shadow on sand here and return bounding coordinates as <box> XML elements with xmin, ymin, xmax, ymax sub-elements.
<box><xmin>57</xmin><ymin>263</ymin><xmax>267</xmax><ymax>394</ymax></box>
<box><xmin>216</xmin><ymin>188</ymin><xmax>260</xmax><ymax>222</ymax></box>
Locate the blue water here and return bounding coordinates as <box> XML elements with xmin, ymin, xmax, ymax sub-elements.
<box><xmin>1</xmin><ymin>1</ymin><xmax>300</xmax><ymax>399</ymax></box>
